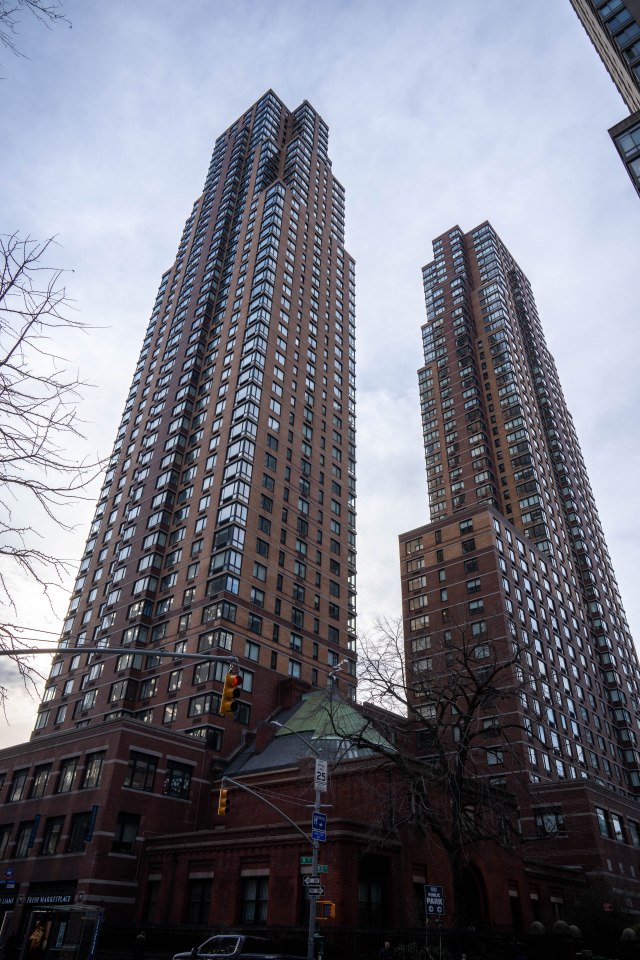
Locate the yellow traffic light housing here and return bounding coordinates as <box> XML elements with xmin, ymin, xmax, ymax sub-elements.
<box><xmin>317</xmin><ymin>901</ymin><xmax>335</xmax><ymax>920</ymax></box>
<box><xmin>217</xmin><ymin>787</ymin><xmax>229</xmax><ymax>815</ymax></box>
<box><xmin>219</xmin><ymin>670</ymin><xmax>243</xmax><ymax>716</ymax></box>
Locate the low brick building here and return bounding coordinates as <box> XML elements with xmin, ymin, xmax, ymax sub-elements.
<box><xmin>137</xmin><ymin>692</ymin><xmax>586</xmax><ymax>936</ymax></box>
<box><xmin>0</xmin><ymin>685</ymin><xmax>624</xmax><ymax>951</ymax></box>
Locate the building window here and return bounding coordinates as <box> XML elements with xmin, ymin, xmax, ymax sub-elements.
<box><xmin>358</xmin><ymin>875</ymin><xmax>386</xmax><ymax>926</ymax></box>
<box><xmin>57</xmin><ymin>757</ymin><xmax>79</xmax><ymax>794</ymax></box>
<box><xmin>7</xmin><ymin>770</ymin><xmax>28</xmax><ymax>802</ymax></box>
<box><xmin>139</xmin><ymin>677</ymin><xmax>158</xmax><ymax>699</ymax></box>
<box><xmin>15</xmin><ymin>821</ymin><xmax>36</xmax><ymax>858</ymax></box>
<box><xmin>183</xmin><ymin>726</ymin><xmax>222</xmax><ymax>751</ymax></box>
<box><xmin>82</xmin><ymin>752</ymin><xmax>105</xmax><ymax>789</ymax></box>
<box><xmin>288</xmin><ymin>659</ymin><xmax>301</xmax><ymax>679</ymax></box>
<box><xmin>187</xmin><ymin>878</ymin><xmax>212</xmax><ymax>923</ymax></box>
<box><xmin>164</xmin><ymin>761</ymin><xmax>192</xmax><ymax>800</ymax></box>
<box><xmin>41</xmin><ymin>816</ymin><xmax>65</xmax><ymax>855</ymax></box>
<box><xmin>235</xmin><ymin>702</ymin><xmax>251</xmax><ymax>725</ymax></box>
<box><xmin>0</xmin><ymin>825</ymin><xmax>12</xmax><ymax>858</ymax></box>
<box><xmin>461</xmin><ymin>538</ymin><xmax>476</xmax><ymax>554</ymax></box>
<box><xmin>241</xmin><ymin>876</ymin><xmax>269</xmax><ymax>923</ymax></box>
<box><xmin>258</xmin><ymin>516</ymin><xmax>271</xmax><ymax>535</ymax></box>
<box><xmin>163</xmin><ymin>703</ymin><xmax>177</xmax><ymax>724</ymax></box>
<box><xmin>534</xmin><ymin>808</ymin><xmax>565</xmax><ymax>837</ymax></box>
<box><xmin>595</xmin><ymin>807</ymin><xmax>610</xmax><ymax>838</ymax></box>
<box><xmin>250</xmin><ymin>587</ymin><xmax>265</xmax><ymax>607</ymax></box>
<box><xmin>245</xmin><ymin>640</ymin><xmax>260</xmax><ymax>662</ymax></box>
<box><xmin>124</xmin><ymin>752</ymin><xmax>157</xmax><ymax>792</ymax></box>
<box><xmin>188</xmin><ymin>693</ymin><xmax>220</xmax><ymax>717</ymax></box>
<box><xmin>610</xmin><ymin>813</ymin><xmax>625</xmax><ymax>843</ymax></box>
<box><xmin>29</xmin><ymin>765</ymin><xmax>51</xmax><ymax>799</ymax></box>
<box><xmin>67</xmin><ymin>811</ymin><xmax>92</xmax><ymax>853</ymax></box>
<box><xmin>34</xmin><ymin>710</ymin><xmax>50</xmax><ymax>730</ymax></box>
<box><xmin>112</xmin><ymin>812</ymin><xmax>140</xmax><ymax>853</ymax></box>
<box><xmin>144</xmin><ymin>880</ymin><xmax>161</xmax><ymax>925</ymax></box>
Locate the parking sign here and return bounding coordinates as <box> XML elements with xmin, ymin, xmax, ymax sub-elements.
<box><xmin>424</xmin><ymin>884</ymin><xmax>445</xmax><ymax>916</ymax></box>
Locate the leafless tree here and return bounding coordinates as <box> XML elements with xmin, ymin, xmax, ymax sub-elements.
<box><xmin>0</xmin><ymin>232</ymin><xmax>100</xmax><ymax>707</ymax></box>
<box><xmin>340</xmin><ymin>613</ymin><xmax>534</xmax><ymax>926</ymax></box>
<box><xmin>0</xmin><ymin>0</ymin><xmax>69</xmax><ymax>59</ymax></box>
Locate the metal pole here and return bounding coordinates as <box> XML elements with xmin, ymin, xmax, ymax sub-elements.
<box><xmin>307</xmin><ymin>785</ymin><xmax>321</xmax><ymax>960</ymax></box>
<box><xmin>0</xmin><ymin>646</ymin><xmax>238</xmax><ymax>663</ymax></box>
<box><xmin>268</xmin><ymin>721</ymin><xmax>326</xmax><ymax>960</ymax></box>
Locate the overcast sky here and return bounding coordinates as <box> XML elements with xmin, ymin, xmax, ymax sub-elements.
<box><xmin>1</xmin><ymin>0</ymin><xmax>638</xmax><ymax>747</ymax></box>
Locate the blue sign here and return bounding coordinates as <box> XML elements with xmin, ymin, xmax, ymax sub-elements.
<box><xmin>312</xmin><ymin>812</ymin><xmax>327</xmax><ymax>831</ymax></box>
<box><xmin>424</xmin><ymin>884</ymin><xmax>445</xmax><ymax>916</ymax></box>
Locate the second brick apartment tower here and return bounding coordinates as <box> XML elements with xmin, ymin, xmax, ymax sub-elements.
<box><xmin>401</xmin><ymin>222</ymin><xmax>640</xmax><ymax>919</ymax></box>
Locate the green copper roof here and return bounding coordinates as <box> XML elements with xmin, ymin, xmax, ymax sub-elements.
<box><xmin>273</xmin><ymin>691</ymin><xmax>394</xmax><ymax>752</ymax></box>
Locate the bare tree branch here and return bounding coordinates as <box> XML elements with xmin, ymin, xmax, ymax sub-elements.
<box><xmin>0</xmin><ymin>0</ymin><xmax>69</xmax><ymax>59</ymax></box>
<box><xmin>0</xmin><ymin>232</ymin><xmax>102</xmax><ymax>712</ymax></box>
<box><xmin>341</xmin><ymin>614</ymin><xmax>538</xmax><ymax>926</ymax></box>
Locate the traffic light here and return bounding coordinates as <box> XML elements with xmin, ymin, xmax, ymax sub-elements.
<box><xmin>317</xmin><ymin>901</ymin><xmax>335</xmax><ymax>920</ymax></box>
<box><xmin>219</xmin><ymin>670</ymin><xmax>243</xmax><ymax>716</ymax></box>
<box><xmin>217</xmin><ymin>787</ymin><xmax>229</xmax><ymax>815</ymax></box>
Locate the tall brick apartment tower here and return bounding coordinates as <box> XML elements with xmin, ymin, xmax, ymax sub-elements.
<box><xmin>0</xmin><ymin>91</ymin><xmax>356</xmax><ymax>927</ymax></box>
<box><xmin>570</xmin><ymin>0</ymin><xmax>640</xmax><ymax>196</ymax></box>
<box><xmin>400</xmin><ymin>223</ymin><xmax>640</xmax><ymax>923</ymax></box>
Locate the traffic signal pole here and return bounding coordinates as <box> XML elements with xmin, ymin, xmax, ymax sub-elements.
<box><xmin>3</xmin><ymin>646</ymin><xmax>239</xmax><ymax>664</ymax></box>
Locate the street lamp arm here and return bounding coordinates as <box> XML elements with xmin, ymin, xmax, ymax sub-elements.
<box><xmin>221</xmin><ymin>775</ymin><xmax>313</xmax><ymax>843</ymax></box>
<box><xmin>269</xmin><ymin>719</ymin><xmax>323</xmax><ymax>758</ymax></box>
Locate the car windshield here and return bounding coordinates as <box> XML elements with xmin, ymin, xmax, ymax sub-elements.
<box><xmin>198</xmin><ymin>938</ymin><xmax>240</xmax><ymax>956</ymax></box>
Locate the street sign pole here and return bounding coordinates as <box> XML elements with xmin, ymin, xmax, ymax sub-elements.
<box><xmin>307</xmin><ymin>781</ymin><xmax>321</xmax><ymax>960</ymax></box>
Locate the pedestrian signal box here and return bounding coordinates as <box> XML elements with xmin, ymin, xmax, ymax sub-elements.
<box><xmin>316</xmin><ymin>901</ymin><xmax>335</xmax><ymax>920</ymax></box>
